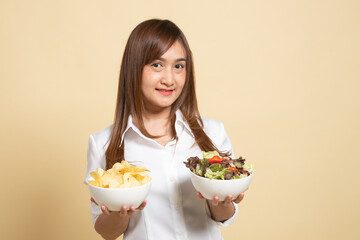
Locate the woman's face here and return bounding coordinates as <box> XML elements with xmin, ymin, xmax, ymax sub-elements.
<box><xmin>141</xmin><ymin>40</ymin><xmax>186</xmax><ymax>114</ymax></box>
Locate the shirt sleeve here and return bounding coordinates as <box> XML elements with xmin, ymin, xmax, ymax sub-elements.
<box><xmin>84</xmin><ymin>134</ymin><xmax>103</xmax><ymax>225</ymax></box>
<box><xmin>217</xmin><ymin>122</ymin><xmax>235</xmax><ymax>158</ymax></box>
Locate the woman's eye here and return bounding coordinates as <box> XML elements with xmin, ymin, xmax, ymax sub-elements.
<box><xmin>151</xmin><ymin>63</ymin><xmax>162</xmax><ymax>68</ymax></box>
<box><xmin>175</xmin><ymin>64</ymin><xmax>184</xmax><ymax>69</ymax></box>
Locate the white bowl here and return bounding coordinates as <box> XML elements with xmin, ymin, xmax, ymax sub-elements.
<box><xmin>189</xmin><ymin>171</ymin><xmax>253</xmax><ymax>201</ymax></box>
<box><xmin>87</xmin><ymin>178</ymin><xmax>152</xmax><ymax>211</ymax></box>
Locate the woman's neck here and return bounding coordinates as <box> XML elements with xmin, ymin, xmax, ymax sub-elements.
<box><xmin>142</xmin><ymin>108</ymin><xmax>170</xmax><ymax>123</ymax></box>
<box><xmin>142</xmin><ymin>108</ymin><xmax>174</xmax><ymax>146</ymax></box>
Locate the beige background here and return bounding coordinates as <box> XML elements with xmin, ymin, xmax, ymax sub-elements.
<box><xmin>1</xmin><ymin>0</ymin><xmax>359</xmax><ymax>239</ymax></box>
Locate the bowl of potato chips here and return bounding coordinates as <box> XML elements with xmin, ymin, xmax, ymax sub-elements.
<box><xmin>87</xmin><ymin>160</ymin><xmax>152</xmax><ymax>211</ymax></box>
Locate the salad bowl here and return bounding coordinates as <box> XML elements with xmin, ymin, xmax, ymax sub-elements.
<box><xmin>189</xmin><ymin>171</ymin><xmax>253</xmax><ymax>201</ymax></box>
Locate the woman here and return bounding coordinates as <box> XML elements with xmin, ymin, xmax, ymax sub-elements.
<box><xmin>85</xmin><ymin>19</ymin><xmax>245</xmax><ymax>240</ymax></box>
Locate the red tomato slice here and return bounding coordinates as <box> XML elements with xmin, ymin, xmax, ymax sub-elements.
<box><xmin>209</xmin><ymin>155</ymin><xmax>223</xmax><ymax>164</ymax></box>
<box><xmin>228</xmin><ymin>167</ymin><xmax>239</xmax><ymax>172</ymax></box>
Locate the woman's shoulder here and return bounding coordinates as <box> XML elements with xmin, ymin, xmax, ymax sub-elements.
<box><xmin>90</xmin><ymin>125</ymin><xmax>113</xmax><ymax>147</ymax></box>
<box><xmin>200</xmin><ymin>115</ymin><xmax>224</xmax><ymax>130</ymax></box>
<box><xmin>200</xmin><ymin>116</ymin><xmax>227</xmax><ymax>140</ymax></box>
<box><xmin>200</xmin><ymin>116</ymin><xmax>233</xmax><ymax>154</ymax></box>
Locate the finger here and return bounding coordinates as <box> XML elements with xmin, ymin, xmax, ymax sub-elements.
<box><xmin>197</xmin><ymin>192</ymin><xmax>206</xmax><ymax>200</ymax></box>
<box><xmin>137</xmin><ymin>200</ymin><xmax>147</xmax><ymax>210</ymax></box>
<box><xmin>211</xmin><ymin>195</ymin><xmax>219</xmax><ymax>206</ymax></box>
<box><xmin>90</xmin><ymin>198</ymin><xmax>98</xmax><ymax>205</ymax></box>
<box><xmin>101</xmin><ymin>205</ymin><xmax>110</xmax><ymax>215</ymax></box>
<box><xmin>118</xmin><ymin>205</ymin><xmax>128</xmax><ymax>216</ymax></box>
<box><xmin>127</xmin><ymin>206</ymin><xmax>136</xmax><ymax>216</ymax></box>
<box><xmin>233</xmin><ymin>193</ymin><xmax>245</xmax><ymax>204</ymax></box>
<box><xmin>223</xmin><ymin>195</ymin><xmax>233</xmax><ymax>206</ymax></box>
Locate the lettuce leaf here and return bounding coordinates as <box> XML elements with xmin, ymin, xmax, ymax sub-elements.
<box><xmin>204</xmin><ymin>168</ymin><xmax>225</xmax><ymax>179</ymax></box>
<box><xmin>202</xmin><ymin>151</ymin><xmax>220</xmax><ymax>159</ymax></box>
<box><xmin>209</xmin><ymin>163</ymin><xmax>222</xmax><ymax>172</ymax></box>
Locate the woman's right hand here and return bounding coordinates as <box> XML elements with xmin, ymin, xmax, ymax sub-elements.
<box><xmin>91</xmin><ymin>198</ymin><xmax>147</xmax><ymax>239</ymax></box>
<box><xmin>91</xmin><ymin>198</ymin><xmax>147</xmax><ymax>216</ymax></box>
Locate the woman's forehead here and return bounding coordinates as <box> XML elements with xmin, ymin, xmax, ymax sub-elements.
<box><xmin>158</xmin><ymin>40</ymin><xmax>187</xmax><ymax>60</ymax></box>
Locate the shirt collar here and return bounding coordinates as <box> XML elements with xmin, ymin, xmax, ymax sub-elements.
<box><xmin>174</xmin><ymin>110</ymin><xmax>194</xmax><ymax>137</ymax></box>
<box><xmin>119</xmin><ymin>110</ymin><xmax>194</xmax><ymax>146</ymax></box>
<box><xmin>120</xmin><ymin>115</ymin><xmax>135</xmax><ymax>146</ymax></box>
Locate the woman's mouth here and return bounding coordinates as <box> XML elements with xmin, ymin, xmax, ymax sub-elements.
<box><xmin>156</xmin><ymin>88</ymin><xmax>174</xmax><ymax>96</ymax></box>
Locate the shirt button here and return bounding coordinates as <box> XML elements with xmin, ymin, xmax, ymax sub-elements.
<box><xmin>169</xmin><ymin>176</ymin><xmax>175</xmax><ymax>182</ymax></box>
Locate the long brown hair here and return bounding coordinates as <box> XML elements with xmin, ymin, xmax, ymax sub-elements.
<box><xmin>105</xmin><ymin>19</ymin><xmax>219</xmax><ymax>169</ymax></box>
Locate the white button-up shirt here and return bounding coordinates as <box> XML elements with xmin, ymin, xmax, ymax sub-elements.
<box><xmin>84</xmin><ymin>110</ymin><xmax>239</xmax><ymax>240</ymax></box>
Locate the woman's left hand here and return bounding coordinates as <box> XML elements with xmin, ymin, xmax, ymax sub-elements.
<box><xmin>197</xmin><ymin>192</ymin><xmax>245</xmax><ymax>222</ymax></box>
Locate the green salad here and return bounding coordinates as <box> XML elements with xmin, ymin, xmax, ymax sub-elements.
<box><xmin>184</xmin><ymin>151</ymin><xmax>253</xmax><ymax>180</ymax></box>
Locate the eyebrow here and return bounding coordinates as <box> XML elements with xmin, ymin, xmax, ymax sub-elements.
<box><xmin>157</xmin><ymin>57</ymin><xmax>186</xmax><ymax>62</ymax></box>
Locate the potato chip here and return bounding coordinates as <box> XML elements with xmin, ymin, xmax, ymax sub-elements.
<box><xmin>97</xmin><ymin>168</ymin><xmax>105</xmax><ymax>176</ymax></box>
<box><xmin>88</xmin><ymin>160</ymin><xmax>151</xmax><ymax>188</ymax></box>
<box><xmin>112</xmin><ymin>162</ymin><xmax>125</xmax><ymax>172</ymax></box>
<box><xmin>90</xmin><ymin>171</ymin><xmax>102</xmax><ymax>187</ymax></box>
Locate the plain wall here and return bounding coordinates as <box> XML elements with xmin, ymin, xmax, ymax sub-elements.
<box><xmin>1</xmin><ymin>0</ymin><xmax>359</xmax><ymax>239</ymax></box>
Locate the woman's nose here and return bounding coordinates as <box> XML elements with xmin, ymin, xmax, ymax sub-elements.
<box><xmin>161</xmin><ymin>68</ymin><xmax>174</xmax><ymax>86</ymax></box>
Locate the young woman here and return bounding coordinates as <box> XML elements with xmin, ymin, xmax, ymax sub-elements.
<box><xmin>85</xmin><ymin>19</ymin><xmax>245</xmax><ymax>240</ymax></box>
